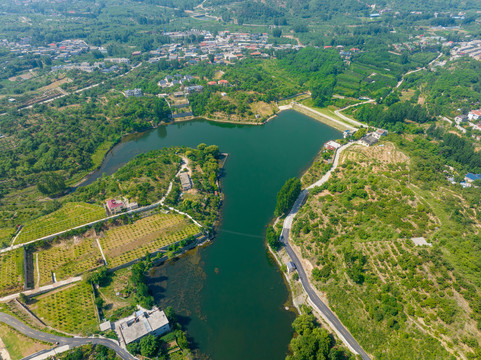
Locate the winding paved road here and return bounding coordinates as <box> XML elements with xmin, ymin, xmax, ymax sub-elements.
<box><xmin>0</xmin><ymin>313</ymin><xmax>135</xmax><ymax>360</ymax></box>
<box><xmin>280</xmin><ymin>142</ymin><xmax>371</xmax><ymax>360</ymax></box>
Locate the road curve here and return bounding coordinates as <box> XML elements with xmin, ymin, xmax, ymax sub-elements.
<box><xmin>280</xmin><ymin>143</ymin><xmax>371</xmax><ymax>360</ymax></box>
<box><xmin>0</xmin><ymin>313</ymin><xmax>135</xmax><ymax>360</ymax></box>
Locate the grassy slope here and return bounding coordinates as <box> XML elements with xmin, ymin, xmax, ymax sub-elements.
<box><xmin>0</xmin><ymin>323</ymin><xmax>51</xmax><ymax>360</ymax></box>
<box><xmin>292</xmin><ymin>140</ymin><xmax>481</xmax><ymax>359</ymax></box>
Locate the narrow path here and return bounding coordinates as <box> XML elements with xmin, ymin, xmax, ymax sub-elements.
<box><xmin>0</xmin><ymin>313</ymin><xmax>135</xmax><ymax>360</ymax></box>
<box><xmin>292</xmin><ymin>103</ymin><xmax>358</xmax><ymax>131</ymax></box>
<box><xmin>334</xmin><ymin>100</ymin><xmax>375</xmax><ymax>128</ymax></box>
<box><xmin>35</xmin><ymin>253</ymin><xmax>40</xmax><ymax>289</ymax></box>
<box><xmin>96</xmin><ymin>238</ymin><xmax>107</xmax><ymax>266</ymax></box>
<box><xmin>0</xmin><ymin>277</ymin><xmax>82</xmax><ymax>303</ymax></box>
<box><xmin>280</xmin><ymin>142</ymin><xmax>371</xmax><ymax>360</ymax></box>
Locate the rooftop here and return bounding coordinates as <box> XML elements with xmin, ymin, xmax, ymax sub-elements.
<box><xmin>120</xmin><ymin>308</ymin><xmax>169</xmax><ymax>345</ymax></box>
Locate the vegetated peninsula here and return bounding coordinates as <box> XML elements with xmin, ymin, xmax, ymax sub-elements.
<box><xmin>0</xmin><ymin>144</ymin><xmax>221</xmax><ymax>359</ymax></box>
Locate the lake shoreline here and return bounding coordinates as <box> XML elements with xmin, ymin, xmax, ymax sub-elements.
<box><xmin>78</xmin><ymin>107</ymin><xmax>332</xmax><ymax>186</ymax></box>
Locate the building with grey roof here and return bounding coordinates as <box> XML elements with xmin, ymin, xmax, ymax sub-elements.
<box><xmin>179</xmin><ymin>172</ymin><xmax>193</xmax><ymax>191</ymax></box>
<box><xmin>118</xmin><ymin>307</ymin><xmax>170</xmax><ymax>345</ymax></box>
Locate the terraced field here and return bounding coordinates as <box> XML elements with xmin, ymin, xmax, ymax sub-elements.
<box><xmin>36</xmin><ymin>237</ymin><xmax>104</xmax><ymax>286</ymax></box>
<box><xmin>0</xmin><ymin>226</ymin><xmax>15</xmax><ymax>247</ymax></box>
<box><xmin>0</xmin><ymin>248</ymin><xmax>24</xmax><ymax>296</ymax></box>
<box><xmin>16</xmin><ymin>202</ymin><xmax>105</xmax><ymax>244</ymax></box>
<box><xmin>100</xmin><ymin>213</ymin><xmax>200</xmax><ymax>268</ymax></box>
<box><xmin>30</xmin><ymin>282</ymin><xmax>98</xmax><ymax>335</ymax></box>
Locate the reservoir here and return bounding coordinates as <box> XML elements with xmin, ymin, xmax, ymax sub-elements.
<box><xmin>84</xmin><ymin>110</ymin><xmax>341</xmax><ymax>360</ymax></box>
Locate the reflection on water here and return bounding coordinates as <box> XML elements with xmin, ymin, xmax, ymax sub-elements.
<box><xmin>148</xmin><ymin>247</ymin><xmax>207</xmax><ymax>321</ymax></box>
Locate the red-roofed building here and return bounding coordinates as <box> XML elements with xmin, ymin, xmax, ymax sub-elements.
<box><xmin>49</xmin><ymin>43</ymin><xmax>57</xmax><ymax>48</ymax></box>
<box><xmin>59</xmin><ymin>46</ymin><xmax>66</xmax><ymax>50</ymax></box>
<box><xmin>106</xmin><ymin>199</ymin><xmax>124</xmax><ymax>214</ymax></box>
<box><xmin>207</xmin><ymin>81</ymin><xmax>217</xmax><ymax>86</ymax></box>
<box><xmin>324</xmin><ymin>46</ymin><xmax>332</xmax><ymax>49</ymax></box>
<box><xmin>250</xmin><ymin>51</ymin><xmax>261</xmax><ymax>56</ymax></box>
<box><xmin>218</xmin><ymin>80</ymin><xmax>229</xmax><ymax>85</ymax></box>
<box><xmin>324</xmin><ymin>140</ymin><xmax>341</xmax><ymax>151</ymax></box>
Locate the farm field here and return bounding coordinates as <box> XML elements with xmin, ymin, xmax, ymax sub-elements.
<box><xmin>0</xmin><ymin>226</ymin><xmax>15</xmax><ymax>248</ymax></box>
<box><xmin>99</xmin><ymin>213</ymin><xmax>201</xmax><ymax>268</ymax></box>
<box><xmin>0</xmin><ymin>248</ymin><xmax>24</xmax><ymax>297</ymax></box>
<box><xmin>29</xmin><ymin>282</ymin><xmax>98</xmax><ymax>335</ymax></box>
<box><xmin>16</xmin><ymin>202</ymin><xmax>105</xmax><ymax>244</ymax></box>
<box><xmin>36</xmin><ymin>237</ymin><xmax>104</xmax><ymax>286</ymax></box>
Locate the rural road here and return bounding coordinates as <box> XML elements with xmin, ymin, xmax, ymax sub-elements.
<box><xmin>334</xmin><ymin>100</ymin><xmax>374</xmax><ymax>129</ymax></box>
<box><xmin>293</xmin><ymin>103</ymin><xmax>358</xmax><ymax>131</ymax></box>
<box><xmin>280</xmin><ymin>142</ymin><xmax>372</xmax><ymax>360</ymax></box>
<box><xmin>0</xmin><ymin>313</ymin><xmax>135</xmax><ymax>360</ymax></box>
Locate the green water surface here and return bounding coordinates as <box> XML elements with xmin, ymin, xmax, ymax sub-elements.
<box><xmin>85</xmin><ymin>110</ymin><xmax>341</xmax><ymax>360</ymax></box>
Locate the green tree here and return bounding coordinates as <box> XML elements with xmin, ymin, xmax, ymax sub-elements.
<box><xmin>140</xmin><ymin>334</ymin><xmax>159</xmax><ymax>357</ymax></box>
<box><xmin>275</xmin><ymin>178</ymin><xmax>302</xmax><ymax>216</ymax></box>
<box><xmin>37</xmin><ymin>173</ymin><xmax>66</xmax><ymax>196</ymax></box>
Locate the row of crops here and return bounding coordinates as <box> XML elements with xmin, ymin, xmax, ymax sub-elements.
<box><xmin>107</xmin><ymin>224</ymin><xmax>200</xmax><ymax>268</ymax></box>
<box><xmin>16</xmin><ymin>202</ymin><xmax>105</xmax><ymax>245</ymax></box>
<box><xmin>37</xmin><ymin>238</ymin><xmax>104</xmax><ymax>286</ymax></box>
<box><xmin>99</xmin><ymin>213</ymin><xmax>200</xmax><ymax>268</ymax></box>
<box><xmin>30</xmin><ymin>282</ymin><xmax>98</xmax><ymax>335</ymax></box>
<box><xmin>0</xmin><ymin>248</ymin><xmax>24</xmax><ymax>297</ymax></box>
<box><xmin>99</xmin><ymin>213</ymin><xmax>188</xmax><ymax>252</ymax></box>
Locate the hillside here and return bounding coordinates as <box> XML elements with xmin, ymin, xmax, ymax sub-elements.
<box><xmin>291</xmin><ymin>139</ymin><xmax>481</xmax><ymax>359</ymax></box>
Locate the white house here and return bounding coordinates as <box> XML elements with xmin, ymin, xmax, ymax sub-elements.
<box><xmin>468</xmin><ymin>110</ymin><xmax>481</xmax><ymax>121</ymax></box>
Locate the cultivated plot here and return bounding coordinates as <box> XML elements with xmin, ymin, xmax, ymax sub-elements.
<box><xmin>99</xmin><ymin>213</ymin><xmax>200</xmax><ymax>268</ymax></box>
<box><xmin>0</xmin><ymin>248</ymin><xmax>24</xmax><ymax>297</ymax></box>
<box><xmin>36</xmin><ymin>237</ymin><xmax>103</xmax><ymax>286</ymax></box>
<box><xmin>29</xmin><ymin>282</ymin><xmax>98</xmax><ymax>335</ymax></box>
<box><xmin>16</xmin><ymin>202</ymin><xmax>105</xmax><ymax>244</ymax></box>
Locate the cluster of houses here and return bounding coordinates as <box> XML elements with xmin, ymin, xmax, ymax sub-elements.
<box><xmin>391</xmin><ymin>35</ymin><xmax>447</xmax><ymax>54</ymax></box>
<box><xmin>52</xmin><ymin>61</ymin><xmax>120</xmax><ymax>74</ymax></box>
<box><xmin>447</xmin><ymin>173</ymin><xmax>481</xmax><ymax>188</ymax></box>
<box><xmin>158</xmin><ymin>74</ymin><xmax>194</xmax><ymax>89</ymax></box>
<box><xmin>146</xmin><ymin>29</ymin><xmax>301</xmax><ymax>66</ymax></box>
<box><xmin>451</xmin><ymin>40</ymin><xmax>481</xmax><ymax>61</ymax></box>
<box><xmin>1</xmin><ymin>38</ymin><xmax>91</xmax><ymax>60</ymax></box>
<box><xmin>455</xmin><ymin>110</ymin><xmax>481</xmax><ymax>132</ymax></box>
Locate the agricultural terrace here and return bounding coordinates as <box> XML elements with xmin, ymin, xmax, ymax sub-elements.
<box><xmin>36</xmin><ymin>236</ymin><xmax>104</xmax><ymax>286</ymax></box>
<box><xmin>0</xmin><ymin>248</ymin><xmax>24</xmax><ymax>296</ymax></box>
<box><xmin>16</xmin><ymin>202</ymin><xmax>105</xmax><ymax>244</ymax></box>
<box><xmin>29</xmin><ymin>282</ymin><xmax>98</xmax><ymax>335</ymax></box>
<box><xmin>292</xmin><ymin>142</ymin><xmax>481</xmax><ymax>359</ymax></box>
<box><xmin>100</xmin><ymin>213</ymin><xmax>200</xmax><ymax>268</ymax></box>
<box><xmin>0</xmin><ymin>227</ymin><xmax>15</xmax><ymax>248</ymax></box>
